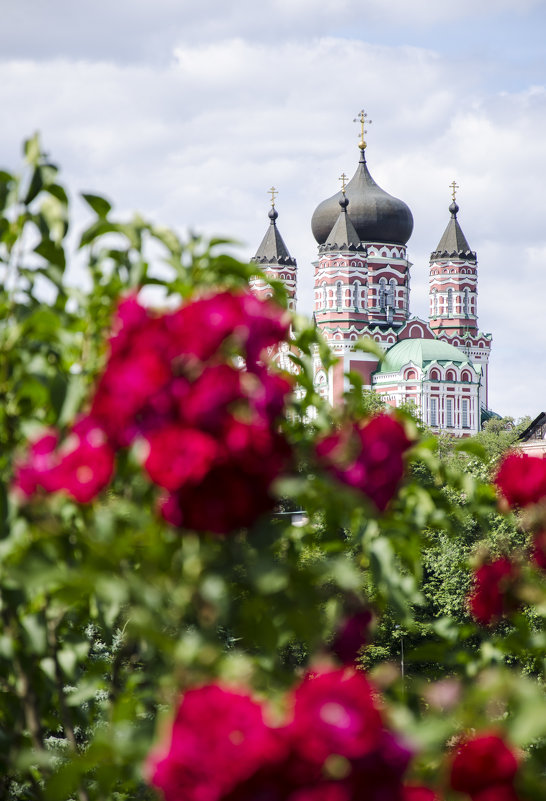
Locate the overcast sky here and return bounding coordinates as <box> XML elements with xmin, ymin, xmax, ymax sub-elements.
<box><xmin>1</xmin><ymin>0</ymin><xmax>545</xmax><ymax>420</ymax></box>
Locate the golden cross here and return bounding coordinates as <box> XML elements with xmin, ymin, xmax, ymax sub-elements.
<box><xmin>353</xmin><ymin>109</ymin><xmax>372</xmax><ymax>147</ymax></box>
<box><xmin>450</xmin><ymin>180</ymin><xmax>459</xmax><ymax>203</ymax></box>
<box><xmin>339</xmin><ymin>172</ymin><xmax>348</xmax><ymax>193</ymax></box>
<box><xmin>269</xmin><ymin>186</ymin><xmax>278</xmax><ymax>207</ymax></box>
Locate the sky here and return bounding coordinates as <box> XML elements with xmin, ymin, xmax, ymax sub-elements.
<box><xmin>1</xmin><ymin>0</ymin><xmax>546</xmax><ymax>420</ymax></box>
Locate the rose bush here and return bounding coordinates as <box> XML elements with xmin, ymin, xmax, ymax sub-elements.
<box><xmin>0</xmin><ymin>137</ymin><xmax>545</xmax><ymax>801</ymax></box>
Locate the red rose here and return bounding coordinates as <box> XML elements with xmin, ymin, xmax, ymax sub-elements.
<box><xmin>144</xmin><ymin>426</ymin><xmax>218</xmax><ymax>491</ymax></box>
<box><xmin>14</xmin><ymin>419</ymin><xmax>114</xmax><ymax>504</ymax></box>
<box><xmin>450</xmin><ymin>733</ymin><xmax>518</xmax><ymax>797</ymax></box>
<box><xmin>286</xmin><ymin>668</ymin><xmax>383</xmax><ymax>766</ymax></box>
<box><xmin>316</xmin><ymin>414</ymin><xmax>411</xmax><ymax>511</ymax></box>
<box><xmin>13</xmin><ymin>430</ymin><xmax>59</xmax><ymax>497</ymax></box>
<box><xmin>180</xmin><ymin>364</ymin><xmax>243</xmax><ymax>433</ymax></box>
<box><xmin>148</xmin><ymin>684</ymin><xmax>284</xmax><ymax>801</ymax></box>
<box><xmin>467</xmin><ymin>557</ymin><xmax>519</xmax><ymax>626</ymax></box>
<box><xmin>402</xmin><ymin>784</ymin><xmax>441</xmax><ymax>801</ymax></box>
<box><xmin>495</xmin><ymin>451</ymin><xmax>546</xmax><ymax>509</ymax></box>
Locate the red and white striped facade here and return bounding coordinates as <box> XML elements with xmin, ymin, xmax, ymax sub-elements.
<box><xmin>251</xmin><ymin>148</ymin><xmax>493</xmax><ymax>436</ymax></box>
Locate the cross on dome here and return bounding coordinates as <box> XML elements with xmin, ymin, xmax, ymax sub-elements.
<box><xmin>450</xmin><ymin>180</ymin><xmax>459</xmax><ymax>203</ymax></box>
<box><xmin>269</xmin><ymin>186</ymin><xmax>278</xmax><ymax>207</ymax></box>
<box><xmin>339</xmin><ymin>172</ymin><xmax>348</xmax><ymax>193</ymax></box>
<box><xmin>353</xmin><ymin>109</ymin><xmax>372</xmax><ymax>150</ymax></box>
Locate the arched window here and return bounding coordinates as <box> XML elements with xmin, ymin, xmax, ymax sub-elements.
<box><xmin>353</xmin><ymin>280</ymin><xmax>360</xmax><ymax>309</ymax></box>
<box><xmin>463</xmin><ymin>288</ymin><xmax>469</xmax><ymax>316</ymax></box>
<box><xmin>429</xmin><ymin>368</ymin><xmax>440</xmax><ymax>381</ymax></box>
<box><xmin>462</xmin><ymin>398</ymin><xmax>469</xmax><ymax>428</ymax></box>
<box><xmin>446</xmin><ymin>370</ymin><xmax>456</xmax><ymax>381</ymax></box>
<box><xmin>388</xmin><ymin>278</ymin><xmax>396</xmax><ymax>307</ymax></box>
<box><xmin>379</xmin><ymin>278</ymin><xmax>387</xmax><ymax>310</ymax></box>
<box><xmin>336</xmin><ymin>282</ymin><xmax>343</xmax><ymax>308</ymax></box>
<box><xmin>447</xmin><ymin>288</ymin><xmax>453</xmax><ymax>316</ymax></box>
<box><xmin>446</xmin><ymin>398</ymin><xmax>453</xmax><ymax>427</ymax></box>
<box><xmin>430</xmin><ymin>397</ymin><xmax>438</xmax><ymax>427</ymax></box>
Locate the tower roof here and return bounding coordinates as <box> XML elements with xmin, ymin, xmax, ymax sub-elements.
<box><xmin>319</xmin><ymin>195</ymin><xmax>367</xmax><ymax>253</ymax></box>
<box><xmin>431</xmin><ymin>201</ymin><xmax>476</xmax><ymax>262</ymax></box>
<box><xmin>252</xmin><ymin>206</ymin><xmax>296</xmax><ymax>267</ymax></box>
<box><xmin>311</xmin><ymin>145</ymin><xmax>414</xmax><ymax>247</ymax></box>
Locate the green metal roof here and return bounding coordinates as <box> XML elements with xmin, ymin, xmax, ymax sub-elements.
<box><xmin>377</xmin><ymin>338</ymin><xmax>475</xmax><ymax>374</ymax></box>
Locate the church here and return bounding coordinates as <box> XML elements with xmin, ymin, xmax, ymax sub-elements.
<box><xmin>250</xmin><ymin>113</ymin><xmax>493</xmax><ymax>437</ymax></box>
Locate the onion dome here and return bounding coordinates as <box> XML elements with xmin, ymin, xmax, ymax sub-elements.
<box><xmin>251</xmin><ymin>206</ymin><xmax>296</xmax><ymax>267</ymax></box>
<box><xmin>431</xmin><ymin>200</ymin><xmax>476</xmax><ymax>262</ymax></box>
<box><xmin>319</xmin><ymin>195</ymin><xmax>367</xmax><ymax>254</ymax></box>
<box><xmin>311</xmin><ymin>145</ymin><xmax>414</xmax><ymax>246</ymax></box>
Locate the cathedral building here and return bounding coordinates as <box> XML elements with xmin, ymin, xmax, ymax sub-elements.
<box><xmin>250</xmin><ymin>116</ymin><xmax>492</xmax><ymax>436</ymax></box>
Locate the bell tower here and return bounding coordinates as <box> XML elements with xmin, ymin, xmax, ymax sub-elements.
<box><xmin>429</xmin><ymin>183</ymin><xmax>492</xmax><ymax>411</ymax></box>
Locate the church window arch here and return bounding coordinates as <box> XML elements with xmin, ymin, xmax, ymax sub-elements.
<box><xmin>461</xmin><ymin>370</ymin><xmax>472</xmax><ymax>382</ymax></box>
<box><xmin>388</xmin><ymin>278</ymin><xmax>396</xmax><ymax>307</ymax></box>
<box><xmin>447</xmin><ymin>288</ymin><xmax>453</xmax><ymax>316</ymax></box>
<box><xmin>336</xmin><ymin>281</ymin><xmax>343</xmax><ymax>308</ymax></box>
<box><xmin>446</xmin><ymin>369</ymin><xmax>456</xmax><ymax>381</ymax></box>
<box><xmin>429</xmin><ymin>368</ymin><xmax>440</xmax><ymax>380</ymax></box>
<box><xmin>353</xmin><ymin>280</ymin><xmax>360</xmax><ymax>309</ymax></box>
<box><xmin>379</xmin><ymin>278</ymin><xmax>387</xmax><ymax>310</ymax></box>
<box><xmin>446</xmin><ymin>398</ymin><xmax>454</xmax><ymax>427</ymax></box>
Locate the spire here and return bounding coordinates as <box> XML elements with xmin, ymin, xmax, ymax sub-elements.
<box><xmin>319</xmin><ymin>181</ymin><xmax>366</xmax><ymax>253</ymax></box>
<box><xmin>431</xmin><ymin>185</ymin><xmax>476</xmax><ymax>261</ymax></box>
<box><xmin>251</xmin><ymin>191</ymin><xmax>296</xmax><ymax>266</ymax></box>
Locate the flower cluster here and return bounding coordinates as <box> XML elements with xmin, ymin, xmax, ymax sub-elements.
<box><xmin>495</xmin><ymin>451</ymin><xmax>546</xmax><ymax>509</ymax></box>
<box><xmin>315</xmin><ymin>414</ymin><xmax>412</xmax><ymax>511</ymax></box>
<box><xmin>467</xmin><ymin>556</ymin><xmax>520</xmax><ymax>626</ymax></box>
<box><xmin>450</xmin><ymin>733</ymin><xmax>520</xmax><ymax>801</ymax></box>
<box><xmin>148</xmin><ymin>668</ymin><xmax>430</xmax><ymax>801</ymax></box>
<box><xmin>14</xmin><ymin>418</ymin><xmax>115</xmax><ymax>504</ymax></box>
<box><xmin>15</xmin><ymin>291</ymin><xmax>293</xmax><ymax>533</ymax></box>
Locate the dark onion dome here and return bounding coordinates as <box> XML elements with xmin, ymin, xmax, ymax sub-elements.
<box><xmin>431</xmin><ymin>201</ymin><xmax>476</xmax><ymax>262</ymax></box>
<box><xmin>318</xmin><ymin>195</ymin><xmax>367</xmax><ymax>254</ymax></box>
<box><xmin>311</xmin><ymin>145</ymin><xmax>414</xmax><ymax>246</ymax></box>
<box><xmin>251</xmin><ymin>206</ymin><xmax>296</xmax><ymax>266</ymax></box>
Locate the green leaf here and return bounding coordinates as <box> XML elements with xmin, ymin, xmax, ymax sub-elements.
<box><xmin>353</xmin><ymin>336</ymin><xmax>386</xmax><ymax>361</ymax></box>
<box><xmin>24</xmin><ymin>166</ymin><xmax>44</xmax><ymax>205</ymax></box>
<box><xmin>454</xmin><ymin>438</ymin><xmax>488</xmax><ymax>461</ymax></box>
<box><xmin>34</xmin><ymin>238</ymin><xmax>66</xmax><ymax>269</ymax></box>
<box><xmin>82</xmin><ymin>192</ymin><xmax>112</xmax><ymax>218</ymax></box>
<box><xmin>24</xmin><ymin>132</ymin><xmax>41</xmax><ymax>165</ymax></box>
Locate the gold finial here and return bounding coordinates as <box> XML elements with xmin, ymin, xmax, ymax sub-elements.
<box><xmin>339</xmin><ymin>172</ymin><xmax>348</xmax><ymax>194</ymax></box>
<box><xmin>268</xmin><ymin>186</ymin><xmax>278</xmax><ymax>207</ymax></box>
<box><xmin>353</xmin><ymin>109</ymin><xmax>372</xmax><ymax>150</ymax></box>
<box><xmin>450</xmin><ymin>180</ymin><xmax>459</xmax><ymax>203</ymax></box>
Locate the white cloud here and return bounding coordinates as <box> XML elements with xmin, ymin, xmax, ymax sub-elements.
<box><xmin>0</xmin><ymin>19</ymin><xmax>545</xmax><ymax>420</ymax></box>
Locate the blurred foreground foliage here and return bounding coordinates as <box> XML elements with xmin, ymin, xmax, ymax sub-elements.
<box><xmin>0</xmin><ymin>136</ymin><xmax>545</xmax><ymax>800</ymax></box>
